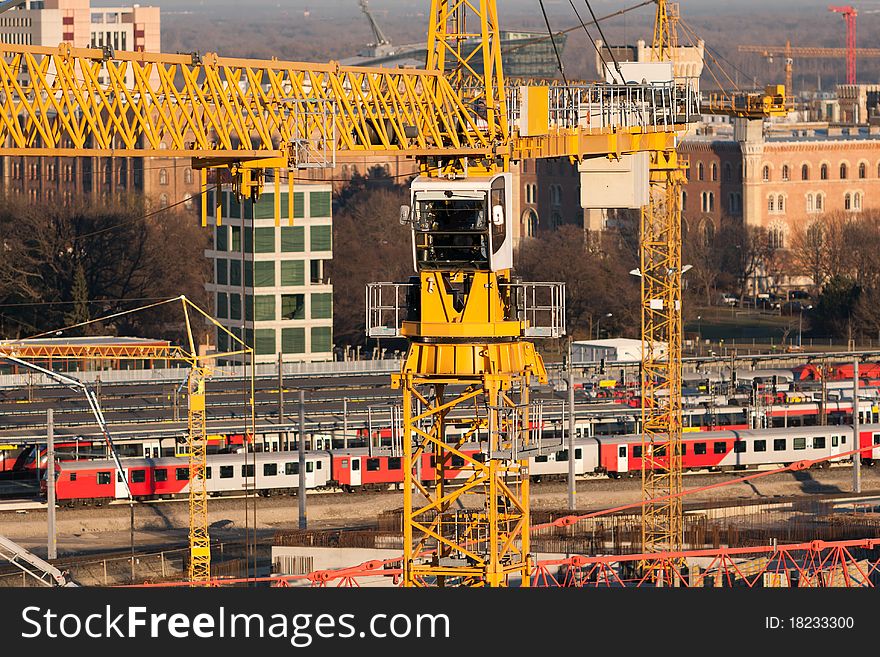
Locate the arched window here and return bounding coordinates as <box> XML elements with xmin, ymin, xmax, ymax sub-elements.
<box><xmin>702</xmin><ymin>219</ymin><xmax>715</xmax><ymax>245</ymax></box>
<box><xmin>807</xmin><ymin>222</ymin><xmax>823</xmax><ymax>249</ymax></box>
<box><xmin>768</xmin><ymin>196</ymin><xmax>775</xmax><ymax>212</ymax></box>
<box><xmin>782</xmin><ymin>165</ymin><xmax>789</xmax><ymax>181</ymax></box>
<box><xmin>768</xmin><ymin>223</ymin><xmax>785</xmax><ymax>249</ymax></box>
<box><xmin>708</xmin><ymin>192</ymin><xmax>714</xmax><ymax>212</ymax></box>
<box><xmin>777</xmin><ymin>195</ymin><xmax>785</xmax><ymax>212</ymax></box>
<box><xmin>184</xmin><ymin>168</ymin><xmax>193</xmax><ymax>184</ymax></box>
<box><xmin>821</xmin><ymin>164</ymin><xmax>828</xmax><ymax>180</ymax></box>
<box><xmin>550</xmin><ymin>212</ymin><xmax>562</xmax><ymax>228</ymax></box>
<box><xmin>523</xmin><ymin>209</ymin><xmax>539</xmax><ymax>237</ymax></box>
<box><xmin>859</xmin><ymin>162</ymin><xmax>867</xmax><ymax>179</ymax></box>
<box><xmin>159</xmin><ymin>168</ymin><xmax>168</xmax><ymax>185</ymax></box>
<box><xmin>710</xmin><ymin>162</ymin><xmax>717</xmax><ymax>181</ymax></box>
<box><xmin>723</xmin><ymin>162</ymin><xmax>731</xmax><ymax>182</ymax></box>
<box><xmin>816</xmin><ymin>193</ymin><xmax>824</xmax><ymax>211</ymax></box>
<box><xmin>183</xmin><ymin>193</ymin><xmax>194</xmax><ymax>210</ymax></box>
<box><xmin>854</xmin><ymin>192</ymin><xmax>862</xmax><ymax>211</ymax></box>
<box><xmin>762</xmin><ymin>165</ymin><xmax>770</xmax><ymax>182</ymax></box>
<box><xmin>840</xmin><ymin>163</ymin><xmax>848</xmax><ymax>180</ymax></box>
<box><xmin>845</xmin><ymin>193</ymin><xmax>852</xmax><ymax>211</ymax></box>
<box><xmin>806</xmin><ymin>193</ymin><xmax>814</xmax><ymax>212</ymax></box>
<box><xmin>698</xmin><ymin>162</ymin><xmax>704</xmax><ymax>181</ymax></box>
<box><xmin>801</xmin><ymin>164</ymin><xmax>810</xmax><ymax>180</ymax></box>
<box><xmin>701</xmin><ymin>192</ymin><xmax>708</xmax><ymax>212</ymax></box>
<box><xmin>681</xmin><ymin>191</ymin><xmax>687</xmax><ymax>211</ymax></box>
<box><xmin>159</xmin><ymin>193</ymin><xmax>168</xmax><ymax>208</ymax></box>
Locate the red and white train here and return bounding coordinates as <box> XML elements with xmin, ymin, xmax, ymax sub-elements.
<box><xmin>43</xmin><ymin>423</ymin><xmax>880</xmax><ymax>503</ymax></box>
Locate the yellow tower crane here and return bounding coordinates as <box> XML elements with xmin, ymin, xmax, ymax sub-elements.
<box><xmin>0</xmin><ymin>0</ymin><xmax>698</xmax><ymax>587</ymax></box>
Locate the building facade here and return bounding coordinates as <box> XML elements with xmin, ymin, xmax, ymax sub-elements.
<box><xmin>204</xmin><ymin>182</ymin><xmax>334</xmax><ymax>365</ymax></box>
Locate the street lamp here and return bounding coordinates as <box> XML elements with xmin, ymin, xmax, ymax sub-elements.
<box><xmin>596</xmin><ymin>312</ymin><xmax>612</xmax><ymax>339</ymax></box>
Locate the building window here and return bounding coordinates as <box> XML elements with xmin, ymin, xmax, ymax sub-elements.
<box><xmin>777</xmin><ymin>195</ymin><xmax>784</xmax><ymax>212</ymax></box>
<box><xmin>710</xmin><ymin>162</ymin><xmax>717</xmax><ymax>181</ymax></box>
<box><xmin>698</xmin><ymin>162</ymin><xmax>704</xmax><ymax>181</ymax></box>
<box><xmin>806</xmin><ymin>193</ymin><xmax>814</xmax><ymax>213</ymax></box>
<box><xmin>281</xmin><ymin>260</ymin><xmax>305</xmax><ymax>286</ymax></box>
<box><xmin>708</xmin><ymin>192</ymin><xmax>714</xmax><ymax>212</ymax></box>
<box><xmin>311</xmin><ymin>326</ymin><xmax>332</xmax><ymax>353</ymax></box>
<box><xmin>282</xmin><ymin>327</ymin><xmax>306</xmax><ymax>354</ymax></box>
<box><xmin>801</xmin><ymin>164</ymin><xmax>809</xmax><ymax>180</ymax></box>
<box><xmin>723</xmin><ymin>162</ymin><xmax>731</xmax><ymax>182</ymax></box>
<box><xmin>183</xmin><ymin>193</ymin><xmax>193</xmax><ymax>210</ymax></box>
<box><xmin>159</xmin><ymin>168</ymin><xmax>168</xmax><ymax>185</ymax></box>
<box><xmin>184</xmin><ymin>167</ymin><xmax>193</xmax><ymax>184</ymax></box>
<box><xmin>782</xmin><ymin>164</ymin><xmax>789</xmax><ymax>181</ymax></box>
<box><xmin>254</xmin><ymin>329</ymin><xmax>276</xmax><ymax>356</ymax></box>
<box><xmin>816</xmin><ymin>193</ymin><xmax>824</xmax><ymax>211</ymax></box>
<box><xmin>769</xmin><ymin>223</ymin><xmax>785</xmax><ymax>249</ymax></box>
<box><xmin>159</xmin><ymin>193</ymin><xmax>168</xmax><ymax>208</ymax></box>
<box><xmin>311</xmin><ymin>293</ymin><xmax>332</xmax><ymax>319</ymax></box>
<box><xmin>854</xmin><ymin>192</ymin><xmax>862</xmax><ymax>211</ymax></box>
<box><xmin>762</xmin><ymin>165</ymin><xmax>769</xmax><ymax>182</ymax></box>
<box><xmin>821</xmin><ymin>164</ymin><xmax>828</xmax><ymax>180</ymax></box>
<box><xmin>840</xmin><ymin>163</ymin><xmax>848</xmax><ymax>180</ymax></box>
<box><xmin>254</xmin><ymin>295</ymin><xmax>276</xmax><ymax>321</ymax></box>
<box><xmin>768</xmin><ymin>196</ymin><xmax>775</xmax><ymax>212</ymax></box>
<box><xmin>859</xmin><ymin>162</ymin><xmax>867</xmax><ymax>179</ymax></box>
<box><xmin>681</xmin><ymin>191</ymin><xmax>687</xmax><ymax>211</ymax></box>
<box><xmin>845</xmin><ymin>193</ymin><xmax>852</xmax><ymax>211</ymax></box>
<box><xmin>281</xmin><ymin>294</ymin><xmax>305</xmax><ymax>320</ymax></box>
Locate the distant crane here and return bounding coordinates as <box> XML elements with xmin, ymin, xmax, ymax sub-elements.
<box><xmin>359</xmin><ymin>0</ymin><xmax>391</xmax><ymax>48</ymax></box>
<box><xmin>0</xmin><ymin>1</ymin><xmax>26</xmax><ymax>15</ymax></box>
<box><xmin>829</xmin><ymin>5</ymin><xmax>858</xmax><ymax>84</ymax></box>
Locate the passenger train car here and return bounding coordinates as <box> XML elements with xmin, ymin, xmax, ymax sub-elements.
<box><xmin>44</xmin><ymin>423</ymin><xmax>880</xmax><ymax>503</ymax></box>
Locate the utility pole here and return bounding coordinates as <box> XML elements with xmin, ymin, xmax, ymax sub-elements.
<box><xmin>298</xmin><ymin>389</ymin><xmax>307</xmax><ymax>529</ymax></box>
<box><xmin>853</xmin><ymin>358</ymin><xmax>861</xmax><ymax>493</ymax></box>
<box><xmin>567</xmin><ymin>339</ymin><xmax>576</xmax><ymax>511</ymax></box>
<box><xmin>277</xmin><ymin>352</ymin><xmax>285</xmax><ymax>450</ymax></box>
<box><xmin>343</xmin><ymin>397</ymin><xmax>349</xmax><ymax>449</ymax></box>
<box><xmin>47</xmin><ymin>409</ymin><xmax>56</xmax><ymax>561</ymax></box>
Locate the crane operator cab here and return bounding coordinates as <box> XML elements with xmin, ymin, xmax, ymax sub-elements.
<box><xmin>401</xmin><ymin>173</ymin><xmax>513</xmax><ymax>273</ymax></box>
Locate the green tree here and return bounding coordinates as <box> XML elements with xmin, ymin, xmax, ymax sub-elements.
<box><xmin>64</xmin><ymin>263</ymin><xmax>90</xmax><ymax>333</ymax></box>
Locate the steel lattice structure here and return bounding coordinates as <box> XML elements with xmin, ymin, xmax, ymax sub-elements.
<box><xmin>639</xmin><ymin>152</ymin><xmax>686</xmax><ymax>570</ymax></box>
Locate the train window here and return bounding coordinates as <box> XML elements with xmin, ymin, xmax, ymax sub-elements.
<box><xmin>633</xmin><ymin>446</ymin><xmax>642</xmax><ymax>458</ymax></box>
<box><xmin>205</xmin><ymin>467</ymin><xmax>212</xmax><ymax>480</ymax></box>
<box><xmin>694</xmin><ymin>443</ymin><xmax>706</xmax><ymax>455</ymax></box>
<box><xmin>677</xmin><ymin>444</ymin><xmax>687</xmax><ymax>456</ymax></box>
<box><xmin>473</xmin><ymin>453</ymin><xmax>486</xmax><ymax>463</ymax></box>
<box><xmin>131</xmin><ymin>469</ymin><xmax>146</xmax><ymax>483</ymax></box>
<box><xmin>367</xmin><ymin>458</ymin><xmax>381</xmax><ymax>471</ymax></box>
<box><xmin>176</xmin><ymin>467</ymin><xmax>190</xmax><ymax>481</ymax></box>
<box><xmin>617</xmin><ymin>447</ymin><xmax>625</xmax><ymax>458</ymax></box>
<box><xmin>351</xmin><ymin>459</ymin><xmax>360</xmax><ymax>471</ymax></box>
<box><xmin>874</xmin><ymin>434</ymin><xmax>880</xmax><ymax>446</ymax></box>
<box><xmin>842</xmin><ymin>435</ymin><xmax>847</xmax><ymax>444</ymax></box>
<box><xmin>155</xmin><ymin>469</ymin><xmax>168</xmax><ymax>482</ymax></box>
<box><xmin>754</xmin><ymin>440</ymin><xmax>766</xmax><ymax>452</ymax></box>
<box><xmin>97</xmin><ymin>471</ymin><xmax>111</xmax><ymax>485</ymax></box>
<box><xmin>263</xmin><ymin>463</ymin><xmax>277</xmax><ymax>477</ymax></box>
<box><xmin>713</xmin><ymin>442</ymin><xmax>726</xmax><ymax>454</ymax></box>
<box><xmin>306</xmin><ymin>461</ymin><xmax>314</xmax><ymax>473</ymax></box>
<box><xmin>575</xmin><ymin>448</ymin><xmax>582</xmax><ymax>459</ymax></box>
<box><xmin>535</xmin><ymin>455</ymin><xmax>548</xmax><ymax>463</ymax></box>
<box><xmin>771</xmin><ymin>417</ymin><xmax>785</xmax><ymax>428</ymax></box>
<box><xmin>340</xmin><ymin>459</ymin><xmax>348</xmax><ymax>469</ymax></box>
<box><xmin>832</xmin><ymin>436</ymin><xmax>839</xmax><ymax>447</ymax></box>
<box><xmin>69</xmin><ymin>473</ymin><xmax>77</xmax><ymax>482</ymax></box>
<box><xmin>285</xmin><ymin>462</ymin><xmax>299</xmax><ymax>475</ymax></box>
<box><xmin>451</xmin><ymin>455</ymin><xmax>465</xmax><ymax>468</ymax></box>
<box><xmin>793</xmin><ymin>438</ymin><xmax>806</xmax><ymax>451</ymax></box>
<box><xmin>117</xmin><ymin>472</ymin><xmax>123</xmax><ymax>482</ymax></box>
<box><xmin>733</xmin><ymin>441</ymin><xmax>746</xmax><ymax>454</ymax></box>
<box><xmin>388</xmin><ymin>457</ymin><xmax>402</xmax><ymax>470</ymax></box>
<box><xmin>558</xmin><ymin>450</ymin><xmax>570</xmax><ymax>461</ymax></box>
<box><xmin>241</xmin><ymin>464</ymin><xmax>255</xmax><ymax>478</ymax></box>
<box><xmin>813</xmin><ymin>436</ymin><xmax>825</xmax><ymax>449</ymax></box>
<box><xmin>316</xmin><ymin>461</ymin><xmax>322</xmax><ymax>470</ymax></box>
<box><xmin>773</xmin><ymin>439</ymin><xmax>786</xmax><ymax>451</ymax></box>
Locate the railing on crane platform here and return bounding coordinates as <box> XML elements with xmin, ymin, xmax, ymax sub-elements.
<box><xmin>505</xmin><ymin>81</ymin><xmax>700</xmax><ymax>132</ymax></box>
<box><xmin>365</xmin><ymin>281</ymin><xmax>565</xmax><ymax>339</ymax></box>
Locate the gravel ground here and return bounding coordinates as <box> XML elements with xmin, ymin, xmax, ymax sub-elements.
<box><xmin>1</xmin><ymin>465</ymin><xmax>878</xmax><ymax>558</ymax></box>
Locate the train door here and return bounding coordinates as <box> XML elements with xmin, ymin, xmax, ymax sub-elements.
<box><xmin>349</xmin><ymin>457</ymin><xmax>362</xmax><ymax>487</ymax></box>
<box><xmin>617</xmin><ymin>445</ymin><xmax>628</xmax><ymax>474</ymax></box>
<box><xmin>115</xmin><ymin>467</ymin><xmax>128</xmax><ymax>499</ymax></box>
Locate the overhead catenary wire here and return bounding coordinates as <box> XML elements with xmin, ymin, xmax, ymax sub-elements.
<box><xmin>565</xmin><ymin>0</ymin><xmax>617</xmax><ymax>83</ymax></box>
